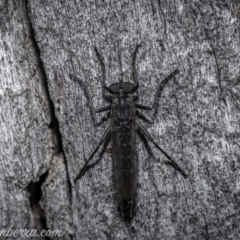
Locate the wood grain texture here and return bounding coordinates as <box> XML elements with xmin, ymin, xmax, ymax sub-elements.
<box><xmin>1</xmin><ymin>0</ymin><xmax>240</xmax><ymax>239</ymax></box>
<box><xmin>0</xmin><ymin>1</ymin><xmax>71</xmax><ymax>239</ymax></box>
<box><xmin>0</xmin><ymin>0</ymin><xmax>52</xmax><ymax>233</ymax></box>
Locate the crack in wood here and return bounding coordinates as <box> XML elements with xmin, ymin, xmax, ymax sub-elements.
<box><xmin>24</xmin><ymin>0</ymin><xmax>73</xmax><ymax>233</ymax></box>
<box><xmin>27</xmin><ymin>171</ymin><xmax>50</xmax><ymax>240</ymax></box>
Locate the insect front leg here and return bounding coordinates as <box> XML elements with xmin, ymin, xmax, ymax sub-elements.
<box><xmin>74</xmin><ymin>126</ymin><xmax>111</xmax><ymax>183</ymax></box>
<box><xmin>132</xmin><ymin>44</ymin><xmax>141</xmax><ymax>94</ymax></box>
<box><xmin>134</xmin><ymin>69</ymin><xmax>179</xmax><ymax>123</ymax></box>
<box><xmin>136</xmin><ymin>120</ymin><xmax>187</xmax><ymax>178</ymax></box>
<box><xmin>70</xmin><ymin>75</ymin><xmax>111</xmax><ymax>127</ymax></box>
<box><xmin>94</xmin><ymin>47</ymin><xmax>113</xmax><ymax>101</ymax></box>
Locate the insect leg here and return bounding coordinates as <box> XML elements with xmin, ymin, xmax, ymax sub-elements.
<box><xmin>136</xmin><ymin>120</ymin><xmax>187</xmax><ymax>178</ymax></box>
<box><xmin>136</xmin><ymin>110</ymin><xmax>153</xmax><ymax>124</ymax></box>
<box><xmin>70</xmin><ymin>75</ymin><xmax>110</xmax><ymax>126</ymax></box>
<box><xmin>131</xmin><ymin>44</ymin><xmax>141</xmax><ymax>96</ymax></box>
<box><xmin>95</xmin><ymin>105</ymin><xmax>111</xmax><ymax>113</ymax></box>
<box><xmin>134</xmin><ymin>103</ymin><xmax>152</xmax><ymax>110</ymax></box>
<box><xmin>94</xmin><ymin>46</ymin><xmax>113</xmax><ymax>101</ymax></box>
<box><xmin>134</xmin><ymin>69</ymin><xmax>179</xmax><ymax>123</ymax></box>
<box><xmin>74</xmin><ymin>126</ymin><xmax>111</xmax><ymax>183</ymax></box>
<box><xmin>151</xmin><ymin>69</ymin><xmax>179</xmax><ymax>117</ymax></box>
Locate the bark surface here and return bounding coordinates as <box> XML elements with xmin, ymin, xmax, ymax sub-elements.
<box><xmin>1</xmin><ymin>0</ymin><xmax>240</xmax><ymax>239</ymax></box>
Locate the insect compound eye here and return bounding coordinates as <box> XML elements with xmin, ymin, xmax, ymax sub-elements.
<box><xmin>122</xmin><ymin>83</ymin><xmax>134</xmax><ymax>93</ymax></box>
<box><xmin>109</xmin><ymin>83</ymin><xmax>120</xmax><ymax>93</ymax></box>
<box><xmin>109</xmin><ymin>82</ymin><xmax>135</xmax><ymax>94</ymax></box>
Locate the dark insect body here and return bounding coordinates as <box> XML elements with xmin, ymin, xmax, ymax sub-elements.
<box><xmin>72</xmin><ymin>45</ymin><xmax>187</xmax><ymax>200</ymax></box>
<box><xmin>111</xmin><ymin>97</ymin><xmax>138</xmax><ymax>199</ymax></box>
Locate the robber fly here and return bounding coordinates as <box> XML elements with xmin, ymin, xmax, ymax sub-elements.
<box><xmin>71</xmin><ymin>45</ymin><xmax>187</xmax><ymax>200</ymax></box>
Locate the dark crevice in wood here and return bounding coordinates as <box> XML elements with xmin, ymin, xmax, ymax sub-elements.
<box><xmin>24</xmin><ymin>0</ymin><xmax>62</xmax><ymax>155</ymax></box>
<box><xmin>24</xmin><ymin>0</ymin><xmax>73</xmax><ymax>225</ymax></box>
<box><xmin>27</xmin><ymin>171</ymin><xmax>50</xmax><ymax>240</ymax></box>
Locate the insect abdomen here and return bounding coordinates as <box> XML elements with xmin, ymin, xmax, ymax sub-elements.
<box><xmin>111</xmin><ymin>124</ymin><xmax>138</xmax><ymax>200</ymax></box>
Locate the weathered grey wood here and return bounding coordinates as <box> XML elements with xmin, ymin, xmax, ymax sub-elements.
<box><xmin>1</xmin><ymin>0</ymin><xmax>240</xmax><ymax>239</ymax></box>
<box><xmin>0</xmin><ymin>1</ymin><xmax>72</xmax><ymax>239</ymax></box>
<box><xmin>40</xmin><ymin>153</ymin><xmax>73</xmax><ymax>239</ymax></box>
<box><xmin>0</xmin><ymin>0</ymin><xmax>50</xmax><ymax>233</ymax></box>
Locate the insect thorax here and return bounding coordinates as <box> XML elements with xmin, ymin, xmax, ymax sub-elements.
<box><xmin>112</xmin><ymin>97</ymin><xmax>134</xmax><ymax>127</ymax></box>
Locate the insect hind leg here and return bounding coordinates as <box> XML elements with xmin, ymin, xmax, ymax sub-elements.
<box><xmin>136</xmin><ymin>119</ymin><xmax>187</xmax><ymax>178</ymax></box>
<box><xmin>74</xmin><ymin>126</ymin><xmax>110</xmax><ymax>182</ymax></box>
